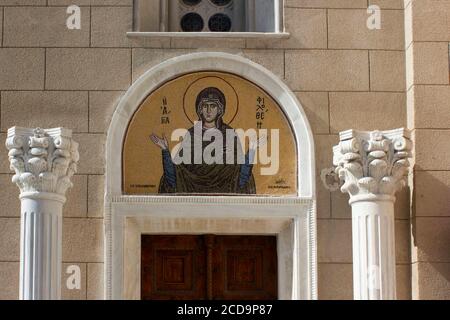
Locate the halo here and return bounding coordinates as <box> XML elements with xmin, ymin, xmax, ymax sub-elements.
<box><xmin>183</xmin><ymin>76</ymin><xmax>239</xmax><ymax>125</ymax></box>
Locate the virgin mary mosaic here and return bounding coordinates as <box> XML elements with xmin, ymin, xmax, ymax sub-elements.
<box><xmin>150</xmin><ymin>87</ymin><xmax>257</xmax><ymax>194</ymax></box>
<box><xmin>123</xmin><ymin>72</ymin><xmax>298</xmax><ymax>196</ymax></box>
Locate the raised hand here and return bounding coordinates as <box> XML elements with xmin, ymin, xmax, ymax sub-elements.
<box><xmin>150</xmin><ymin>133</ymin><xmax>169</xmax><ymax>150</ymax></box>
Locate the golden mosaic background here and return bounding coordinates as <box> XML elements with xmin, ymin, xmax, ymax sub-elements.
<box><xmin>123</xmin><ymin>71</ymin><xmax>297</xmax><ymax>196</ymax></box>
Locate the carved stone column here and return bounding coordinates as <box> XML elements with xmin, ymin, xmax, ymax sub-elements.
<box><xmin>322</xmin><ymin>129</ymin><xmax>412</xmax><ymax>300</ymax></box>
<box><xmin>5</xmin><ymin>127</ymin><xmax>79</xmax><ymax>300</ymax></box>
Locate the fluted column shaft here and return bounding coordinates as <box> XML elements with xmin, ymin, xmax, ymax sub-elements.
<box><xmin>351</xmin><ymin>196</ymin><xmax>396</xmax><ymax>299</ymax></box>
<box><xmin>20</xmin><ymin>194</ymin><xmax>64</xmax><ymax>299</ymax></box>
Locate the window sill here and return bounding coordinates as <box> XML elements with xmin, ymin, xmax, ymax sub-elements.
<box><xmin>127</xmin><ymin>32</ymin><xmax>290</xmax><ymax>39</ymax></box>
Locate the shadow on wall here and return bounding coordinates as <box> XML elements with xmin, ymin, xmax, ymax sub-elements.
<box><xmin>411</xmin><ymin>168</ymin><xmax>450</xmax><ymax>299</ymax></box>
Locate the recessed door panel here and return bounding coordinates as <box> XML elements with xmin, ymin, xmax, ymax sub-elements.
<box><xmin>141</xmin><ymin>235</ymin><xmax>206</xmax><ymax>300</ymax></box>
<box><xmin>212</xmin><ymin>236</ymin><xmax>277</xmax><ymax>300</ymax></box>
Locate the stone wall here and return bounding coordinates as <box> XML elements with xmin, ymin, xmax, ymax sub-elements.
<box><xmin>405</xmin><ymin>0</ymin><xmax>450</xmax><ymax>300</ymax></box>
<box><xmin>0</xmin><ymin>0</ymin><xmax>413</xmax><ymax>299</ymax></box>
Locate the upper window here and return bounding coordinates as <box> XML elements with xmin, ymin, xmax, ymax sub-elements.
<box><xmin>134</xmin><ymin>0</ymin><xmax>282</xmax><ymax>33</ymax></box>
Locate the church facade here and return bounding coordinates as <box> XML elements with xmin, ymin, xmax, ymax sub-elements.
<box><xmin>0</xmin><ymin>0</ymin><xmax>449</xmax><ymax>300</ymax></box>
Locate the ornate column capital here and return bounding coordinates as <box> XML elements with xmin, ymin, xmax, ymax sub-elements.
<box><xmin>323</xmin><ymin>128</ymin><xmax>412</xmax><ymax>203</ymax></box>
<box><xmin>5</xmin><ymin>127</ymin><xmax>79</xmax><ymax>202</ymax></box>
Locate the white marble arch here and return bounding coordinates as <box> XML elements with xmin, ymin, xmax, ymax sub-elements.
<box><xmin>104</xmin><ymin>52</ymin><xmax>317</xmax><ymax>300</ymax></box>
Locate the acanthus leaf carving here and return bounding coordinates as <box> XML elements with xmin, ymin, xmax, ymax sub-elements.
<box><xmin>5</xmin><ymin>127</ymin><xmax>79</xmax><ymax>198</ymax></box>
<box><xmin>323</xmin><ymin>129</ymin><xmax>412</xmax><ymax>200</ymax></box>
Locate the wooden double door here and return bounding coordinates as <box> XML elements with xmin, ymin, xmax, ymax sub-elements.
<box><xmin>141</xmin><ymin>235</ymin><xmax>278</xmax><ymax>300</ymax></box>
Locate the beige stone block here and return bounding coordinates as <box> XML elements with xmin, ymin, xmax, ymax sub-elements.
<box><xmin>63</xmin><ymin>218</ymin><xmax>104</xmax><ymax>263</ymax></box>
<box><xmin>88</xmin><ymin>175</ymin><xmax>104</xmax><ymax>218</ymax></box>
<box><xmin>246</xmin><ymin>8</ymin><xmax>327</xmax><ymax>49</ymax></box>
<box><xmin>0</xmin><ymin>134</ymin><xmax>10</xmax><ymax>174</ymax></box>
<box><xmin>0</xmin><ymin>8</ymin><xmax>2</xmax><ymax>46</ymax></box>
<box><xmin>413</xmin><ymin>262</ymin><xmax>450</xmax><ymax>299</ymax></box>
<box><xmin>316</xmin><ymin>174</ymin><xmax>331</xmax><ymax>219</ymax></box>
<box><xmin>314</xmin><ymin>135</ymin><xmax>336</xmax><ymax>219</ymax></box>
<box><xmin>0</xmin><ymin>175</ymin><xmax>20</xmax><ymax>217</ymax></box>
<box><xmin>129</xmin><ymin>36</ymin><xmax>171</xmax><ymax>49</ymax></box>
<box><xmin>394</xmin><ymin>186</ymin><xmax>411</xmax><ymax>220</ymax></box>
<box><xmin>415</xmin><ymin>171</ymin><xmax>450</xmax><ymax>217</ymax></box>
<box><xmin>318</xmin><ymin>263</ymin><xmax>353</xmax><ymax>300</ymax></box>
<box><xmin>414</xmin><ymin>217</ymin><xmax>450</xmax><ymax>262</ymax></box>
<box><xmin>73</xmin><ymin>134</ymin><xmax>105</xmax><ymax>174</ymax></box>
<box><xmin>134</xmin><ymin>0</ymin><xmax>159</xmax><ymax>32</ymax></box>
<box><xmin>329</xmin><ymin>92</ymin><xmax>406</xmax><ymax>133</ymax></box>
<box><xmin>405</xmin><ymin>43</ymin><xmax>414</xmax><ymax>90</ymax></box>
<box><xmin>62</xmin><ymin>263</ymin><xmax>86</xmax><ymax>300</ymax></box>
<box><xmin>328</xmin><ymin>9</ymin><xmax>404</xmax><ymax>50</ymax></box>
<box><xmin>404</xmin><ymin>0</ymin><xmax>413</xmax><ymax>47</ymax></box>
<box><xmin>65</xmin><ymin>175</ymin><xmax>88</xmax><ymax>218</ymax></box>
<box><xmin>414</xmin><ymin>129</ymin><xmax>450</xmax><ymax>170</ymax></box>
<box><xmin>133</xmin><ymin>49</ymin><xmax>285</xmax><ymax>81</ymax></box>
<box><xmin>132</xmin><ymin>49</ymin><xmax>189</xmax><ymax>82</ymax></box>
<box><xmin>91</xmin><ymin>7</ymin><xmax>132</xmax><ymax>47</ymax></box>
<box><xmin>0</xmin><ymin>49</ymin><xmax>44</xmax><ymax>90</ymax></box>
<box><xmin>315</xmin><ymin>134</ymin><xmax>339</xmax><ymax>172</ymax></box>
<box><xmin>396</xmin><ymin>264</ymin><xmax>412</xmax><ymax>300</ymax></box>
<box><xmin>87</xmin><ymin>263</ymin><xmax>104</xmax><ymax>300</ymax></box>
<box><xmin>285</xmin><ymin>50</ymin><xmax>369</xmax><ymax>91</ymax></box>
<box><xmin>0</xmin><ymin>0</ymin><xmax>45</xmax><ymax>4</ymax></box>
<box><xmin>295</xmin><ymin>92</ymin><xmax>329</xmax><ymax>134</ymax></box>
<box><xmin>407</xmin><ymin>87</ymin><xmax>415</xmax><ymax>130</ymax></box>
<box><xmin>3</xmin><ymin>7</ymin><xmax>90</xmax><ymax>47</ymax></box>
<box><xmin>171</xmin><ymin>38</ymin><xmax>245</xmax><ymax>49</ymax></box>
<box><xmin>0</xmin><ymin>218</ymin><xmax>20</xmax><ymax>261</ymax></box>
<box><xmin>410</xmin><ymin>86</ymin><xmax>450</xmax><ymax>129</ymax></box>
<box><xmin>411</xmin><ymin>0</ymin><xmax>450</xmax><ymax>41</ymax></box>
<box><xmin>315</xmin><ymin>134</ymin><xmax>337</xmax><ymax>218</ymax></box>
<box><xmin>46</xmin><ymin>49</ymin><xmax>131</xmax><ymax>90</ymax></box>
<box><xmin>89</xmin><ymin>91</ymin><xmax>124</xmax><ymax>133</ymax></box>
<box><xmin>1</xmin><ymin>91</ymin><xmax>89</xmax><ymax>133</ymax></box>
<box><xmin>241</xmin><ymin>50</ymin><xmax>285</xmax><ymax>79</ymax></box>
<box><xmin>370</xmin><ymin>51</ymin><xmax>406</xmax><ymax>92</ymax></box>
<box><xmin>369</xmin><ymin>0</ymin><xmax>404</xmax><ymax>9</ymax></box>
<box><xmin>396</xmin><ymin>220</ymin><xmax>411</xmax><ymax>264</ymax></box>
<box><xmin>318</xmin><ymin>219</ymin><xmax>352</xmax><ymax>263</ymax></box>
<box><xmin>286</xmin><ymin>0</ymin><xmax>367</xmax><ymax>8</ymax></box>
<box><xmin>0</xmin><ymin>262</ymin><xmax>19</xmax><ymax>300</ymax></box>
<box><xmin>411</xmin><ymin>42</ymin><xmax>449</xmax><ymax>85</ymax></box>
<box><xmin>331</xmin><ymin>191</ymin><xmax>351</xmax><ymax>219</ymax></box>
<box><xmin>48</xmin><ymin>0</ymin><xmax>131</xmax><ymax>5</ymax></box>
<box><xmin>314</xmin><ymin>139</ymin><xmax>338</xmax><ymax>219</ymax></box>
<box><xmin>411</xmin><ymin>261</ymin><xmax>419</xmax><ymax>291</ymax></box>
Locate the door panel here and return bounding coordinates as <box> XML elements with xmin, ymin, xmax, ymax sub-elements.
<box><xmin>141</xmin><ymin>235</ymin><xmax>206</xmax><ymax>300</ymax></box>
<box><xmin>141</xmin><ymin>235</ymin><xmax>277</xmax><ymax>300</ymax></box>
<box><xmin>212</xmin><ymin>236</ymin><xmax>278</xmax><ymax>300</ymax></box>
